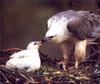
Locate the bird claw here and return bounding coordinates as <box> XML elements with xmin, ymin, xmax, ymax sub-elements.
<box><xmin>57</xmin><ymin>61</ymin><xmax>68</xmax><ymax>71</ymax></box>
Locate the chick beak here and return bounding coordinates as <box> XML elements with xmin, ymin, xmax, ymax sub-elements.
<box><xmin>36</xmin><ymin>41</ymin><xmax>43</xmax><ymax>46</ymax></box>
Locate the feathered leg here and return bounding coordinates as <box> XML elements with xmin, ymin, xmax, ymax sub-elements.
<box><xmin>74</xmin><ymin>39</ymin><xmax>87</xmax><ymax>69</ymax></box>
<box><xmin>60</xmin><ymin>41</ymin><xmax>74</xmax><ymax>71</ymax></box>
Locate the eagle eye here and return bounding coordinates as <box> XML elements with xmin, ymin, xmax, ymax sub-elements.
<box><xmin>49</xmin><ymin>36</ymin><xmax>55</xmax><ymax>38</ymax></box>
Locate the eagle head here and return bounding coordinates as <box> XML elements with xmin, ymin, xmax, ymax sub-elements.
<box><xmin>42</xmin><ymin>23</ymin><xmax>71</xmax><ymax>44</ymax></box>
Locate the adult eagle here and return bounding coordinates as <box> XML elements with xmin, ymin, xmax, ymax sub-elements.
<box><xmin>43</xmin><ymin>10</ymin><xmax>100</xmax><ymax>71</ymax></box>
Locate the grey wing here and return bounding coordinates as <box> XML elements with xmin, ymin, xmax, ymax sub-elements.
<box><xmin>67</xmin><ymin>12</ymin><xmax>100</xmax><ymax>40</ymax></box>
<box><xmin>88</xmin><ymin>13</ymin><xmax>100</xmax><ymax>38</ymax></box>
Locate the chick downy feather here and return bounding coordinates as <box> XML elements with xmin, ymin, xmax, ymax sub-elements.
<box><xmin>6</xmin><ymin>41</ymin><xmax>41</xmax><ymax>72</ymax></box>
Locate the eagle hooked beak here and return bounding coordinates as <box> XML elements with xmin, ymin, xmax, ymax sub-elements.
<box><xmin>42</xmin><ymin>36</ymin><xmax>55</xmax><ymax>43</ymax></box>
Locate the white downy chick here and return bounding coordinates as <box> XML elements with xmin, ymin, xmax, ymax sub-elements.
<box><xmin>6</xmin><ymin>41</ymin><xmax>42</xmax><ymax>72</ymax></box>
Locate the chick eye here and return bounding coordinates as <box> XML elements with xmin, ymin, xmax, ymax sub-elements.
<box><xmin>34</xmin><ymin>43</ymin><xmax>37</xmax><ymax>45</ymax></box>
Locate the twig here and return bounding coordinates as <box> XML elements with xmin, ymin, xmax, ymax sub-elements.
<box><xmin>18</xmin><ymin>71</ymin><xmax>37</xmax><ymax>83</ymax></box>
<box><xmin>0</xmin><ymin>71</ymin><xmax>10</xmax><ymax>83</ymax></box>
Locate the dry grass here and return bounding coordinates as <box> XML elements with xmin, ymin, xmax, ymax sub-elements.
<box><xmin>0</xmin><ymin>48</ymin><xmax>100</xmax><ymax>84</ymax></box>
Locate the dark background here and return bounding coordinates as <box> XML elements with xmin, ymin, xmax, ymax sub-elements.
<box><xmin>0</xmin><ymin>0</ymin><xmax>100</xmax><ymax>58</ymax></box>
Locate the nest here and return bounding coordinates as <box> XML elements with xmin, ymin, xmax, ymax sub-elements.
<box><xmin>0</xmin><ymin>48</ymin><xmax>100</xmax><ymax>84</ymax></box>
